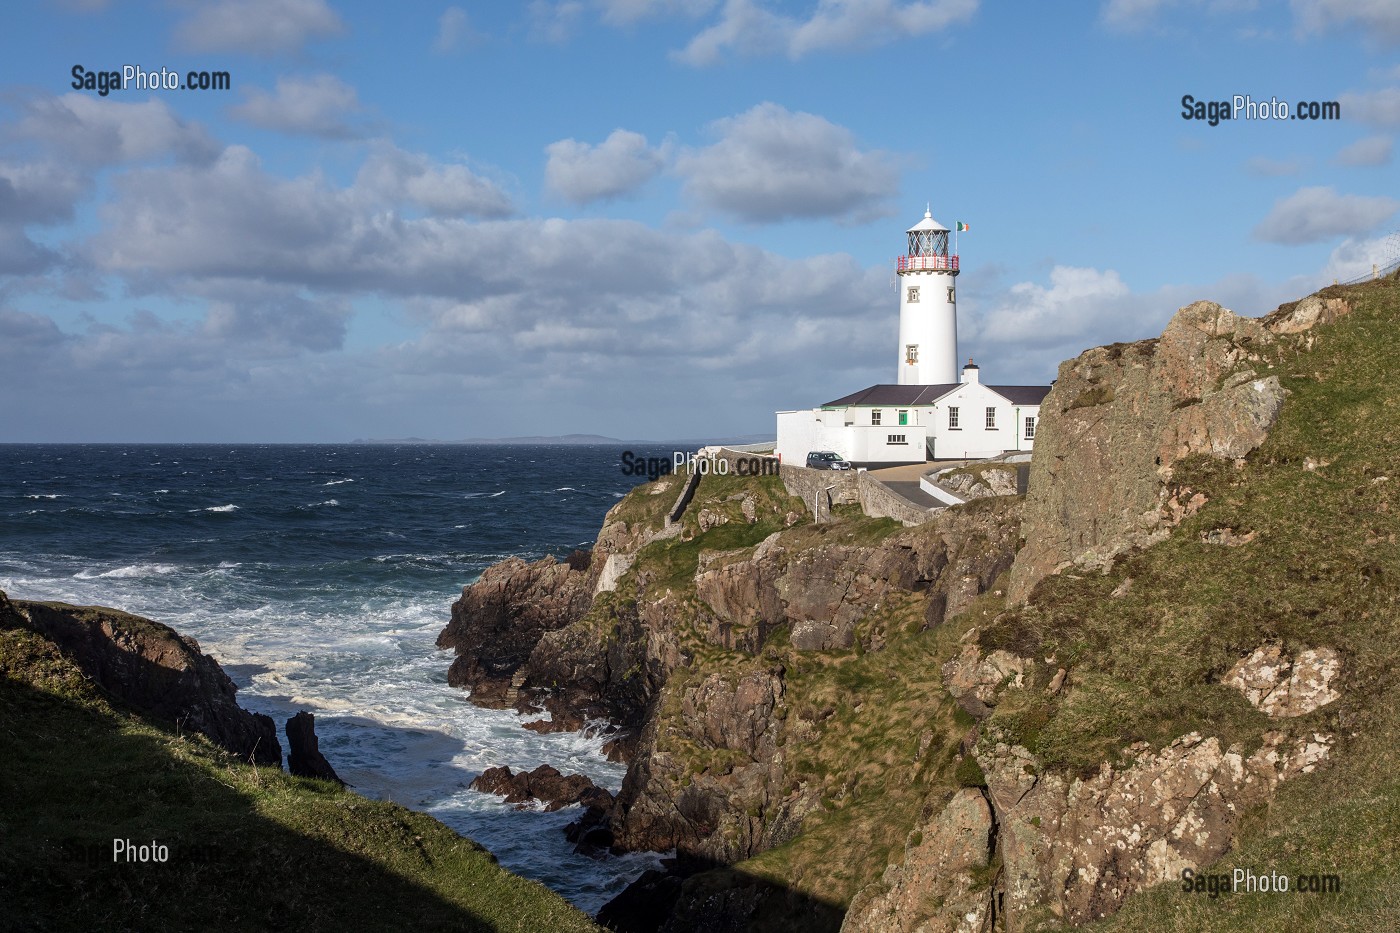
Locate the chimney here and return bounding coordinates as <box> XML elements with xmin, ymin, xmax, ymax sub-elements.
<box><xmin>960</xmin><ymin>358</ymin><xmax>980</xmax><ymax>385</ymax></box>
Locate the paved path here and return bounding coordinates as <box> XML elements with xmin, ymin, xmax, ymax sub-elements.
<box><xmin>881</xmin><ymin>480</ymin><xmax>944</xmax><ymax>510</ymax></box>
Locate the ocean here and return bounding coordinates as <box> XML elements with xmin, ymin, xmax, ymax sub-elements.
<box><xmin>0</xmin><ymin>442</ymin><xmax>678</xmax><ymax>914</ymax></box>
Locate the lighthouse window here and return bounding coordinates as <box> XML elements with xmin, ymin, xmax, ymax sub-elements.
<box><xmin>871</xmin><ymin>409</ymin><xmax>881</xmax><ymax>426</ymax></box>
<box><xmin>948</xmin><ymin>407</ymin><xmax>960</xmax><ymax>430</ymax></box>
<box><xmin>888</xmin><ymin>435</ymin><xmax>907</xmax><ymax>445</ymax></box>
<box><xmin>947</xmin><ymin>286</ymin><xmax>955</xmax><ymax>303</ymax></box>
<box><xmin>1025</xmin><ymin>416</ymin><xmax>1037</xmax><ymax>440</ymax></box>
<box><xmin>907</xmin><ymin>286</ymin><xmax>920</xmax><ymax>303</ymax></box>
<box><xmin>985</xmin><ymin>407</ymin><xmax>997</xmax><ymax>429</ymax></box>
<box><xmin>906</xmin><ymin>345</ymin><xmax>918</xmax><ymax>364</ymax></box>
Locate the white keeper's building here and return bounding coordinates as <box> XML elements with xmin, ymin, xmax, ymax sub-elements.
<box><xmin>775</xmin><ymin>208</ymin><xmax>1051</xmax><ymax>466</ymax></box>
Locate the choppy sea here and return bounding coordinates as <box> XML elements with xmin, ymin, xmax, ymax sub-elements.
<box><xmin>0</xmin><ymin>443</ymin><xmax>677</xmax><ymax>913</ymax></box>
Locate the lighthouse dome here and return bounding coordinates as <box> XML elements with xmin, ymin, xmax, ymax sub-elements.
<box><xmin>906</xmin><ymin>209</ymin><xmax>949</xmax><ymax>233</ymax></box>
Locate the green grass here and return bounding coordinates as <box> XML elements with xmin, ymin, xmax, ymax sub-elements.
<box><xmin>0</xmin><ymin>621</ymin><xmax>602</xmax><ymax>933</ymax></box>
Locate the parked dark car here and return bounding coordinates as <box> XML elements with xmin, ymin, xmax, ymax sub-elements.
<box><xmin>805</xmin><ymin>451</ymin><xmax>852</xmax><ymax>471</ymax></box>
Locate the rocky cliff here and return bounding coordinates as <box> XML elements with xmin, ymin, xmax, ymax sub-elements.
<box><xmin>1007</xmin><ymin>297</ymin><xmax>1341</xmax><ymax>603</ymax></box>
<box><xmin>439</xmin><ymin>280</ymin><xmax>1400</xmax><ymax>932</ymax></box>
<box><xmin>2</xmin><ymin>591</ymin><xmax>281</xmax><ymax>765</ymax></box>
<box><xmin>847</xmin><ymin>283</ymin><xmax>1397</xmax><ymax>933</ymax></box>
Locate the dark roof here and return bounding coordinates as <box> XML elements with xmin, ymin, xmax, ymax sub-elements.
<box><xmin>993</xmin><ymin>385</ymin><xmax>1053</xmax><ymax>405</ymax></box>
<box><xmin>822</xmin><ymin>383</ymin><xmax>1051</xmax><ymax>408</ymax></box>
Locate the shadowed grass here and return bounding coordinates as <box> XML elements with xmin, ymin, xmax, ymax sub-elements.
<box><xmin>0</xmin><ymin>621</ymin><xmax>602</xmax><ymax>933</ymax></box>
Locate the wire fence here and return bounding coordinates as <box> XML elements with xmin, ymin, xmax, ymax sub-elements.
<box><xmin>1340</xmin><ymin>231</ymin><xmax>1400</xmax><ymax>285</ymax></box>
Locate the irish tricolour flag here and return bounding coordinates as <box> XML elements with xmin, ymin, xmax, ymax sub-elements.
<box><xmin>956</xmin><ymin>221</ymin><xmax>970</xmax><ymax>232</ymax></box>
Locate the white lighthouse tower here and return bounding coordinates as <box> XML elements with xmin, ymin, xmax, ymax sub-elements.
<box><xmin>896</xmin><ymin>208</ymin><xmax>959</xmax><ymax>385</ymax></box>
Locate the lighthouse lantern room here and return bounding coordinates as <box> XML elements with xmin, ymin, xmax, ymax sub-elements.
<box><xmin>896</xmin><ymin>208</ymin><xmax>959</xmax><ymax>385</ymax></box>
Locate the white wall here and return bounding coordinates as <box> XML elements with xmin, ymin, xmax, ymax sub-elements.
<box><xmin>847</xmin><ymin>424</ymin><xmax>927</xmax><ymax>463</ymax></box>
<box><xmin>777</xmin><ymin>410</ymin><xmax>856</xmax><ymax>464</ymax></box>
<box><xmin>921</xmin><ymin>383</ymin><xmax>1040</xmax><ymax>459</ymax></box>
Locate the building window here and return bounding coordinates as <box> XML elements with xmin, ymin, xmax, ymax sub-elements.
<box><xmin>905</xmin><ymin>344</ymin><xmax>918</xmax><ymax>364</ymax></box>
<box><xmin>898</xmin><ymin>410</ymin><xmax>908</xmax><ymax>426</ymax></box>
<box><xmin>887</xmin><ymin>434</ymin><xmax>906</xmax><ymax>445</ymax></box>
<box><xmin>1025</xmin><ymin>416</ymin><xmax>1037</xmax><ymax>440</ymax></box>
<box><xmin>907</xmin><ymin>285</ymin><xmax>920</xmax><ymax>303</ymax></box>
<box><xmin>947</xmin><ymin>286</ymin><xmax>956</xmax><ymax>303</ymax></box>
<box><xmin>948</xmin><ymin>406</ymin><xmax>960</xmax><ymax>430</ymax></box>
<box><xmin>985</xmin><ymin>407</ymin><xmax>997</xmax><ymax>430</ymax></box>
<box><xmin>871</xmin><ymin>409</ymin><xmax>881</xmax><ymax>426</ymax></box>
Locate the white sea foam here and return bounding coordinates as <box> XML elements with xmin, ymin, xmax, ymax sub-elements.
<box><xmin>194</xmin><ymin>504</ymin><xmax>239</xmax><ymax>513</ymax></box>
<box><xmin>25</xmin><ymin>494</ymin><xmax>62</xmax><ymax>499</ymax></box>
<box><xmin>324</xmin><ymin>478</ymin><xmax>354</xmax><ymax>486</ymax></box>
<box><xmin>555</xmin><ymin>486</ymin><xmax>577</xmax><ymax>492</ymax></box>
<box><xmin>310</xmin><ymin>499</ymin><xmax>340</xmax><ymax>507</ymax></box>
<box><xmin>75</xmin><ymin>562</ymin><xmax>181</xmax><ymax>580</ymax></box>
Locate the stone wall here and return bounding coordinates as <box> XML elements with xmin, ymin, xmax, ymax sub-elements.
<box><xmin>778</xmin><ymin>463</ymin><xmax>859</xmax><ymax>520</ymax></box>
<box><xmin>856</xmin><ymin>471</ymin><xmax>936</xmax><ymax>526</ymax></box>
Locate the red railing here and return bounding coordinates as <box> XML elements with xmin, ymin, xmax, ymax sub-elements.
<box><xmin>896</xmin><ymin>254</ymin><xmax>959</xmax><ymax>272</ymax></box>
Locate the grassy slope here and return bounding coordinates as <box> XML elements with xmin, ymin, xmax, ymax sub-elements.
<box><xmin>0</xmin><ymin>619</ymin><xmax>602</xmax><ymax>933</ymax></box>
<box><xmin>977</xmin><ymin>279</ymin><xmax>1400</xmax><ymax>931</ymax></box>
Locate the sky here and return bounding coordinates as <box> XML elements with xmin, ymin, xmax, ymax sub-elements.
<box><xmin>1</xmin><ymin>0</ymin><xmax>1397</xmax><ymax>442</ymax></box>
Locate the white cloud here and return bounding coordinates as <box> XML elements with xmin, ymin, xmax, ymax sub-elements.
<box><xmin>1291</xmin><ymin>0</ymin><xmax>1400</xmax><ymax>43</ymax></box>
<box><xmin>1253</xmin><ymin>186</ymin><xmax>1399</xmax><ymax>244</ymax></box>
<box><xmin>1100</xmin><ymin>0</ymin><xmax>1177</xmax><ymax>31</ymax></box>
<box><xmin>12</xmin><ymin>93</ymin><xmax>218</xmax><ymax>166</ymax></box>
<box><xmin>529</xmin><ymin>0</ymin><xmax>587</xmax><ymax>42</ymax></box>
<box><xmin>1334</xmin><ymin>135</ymin><xmax>1393</xmax><ymax>166</ymax></box>
<box><xmin>0</xmin><ymin>161</ymin><xmax>87</xmax><ymax>224</ymax></box>
<box><xmin>974</xmin><ymin>266</ymin><xmax>1132</xmax><ymax>349</ymax></box>
<box><xmin>675</xmin><ymin>102</ymin><xmax>897</xmax><ymax>223</ymax></box>
<box><xmin>199</xmin><ymin>281</ymin><xmax>352</xmax><ymax>354</ymax></box>
<box><xmin>229</xmin><ymin>75</ymin><xmax>366</xmax><ymax>138</ymax></box>
<box><xmin>1338</xmin><ymin>86</ymin><xmax>1400</xmax><ymax>128</ymax></box>
<box><xmin>544</xmin><ymin>129</ymin><xmax>669</xmax><ymax>204</ymax></box>
<box><xmin>355</xmin><ymin>145</ymin><xmax>514</xmax><ymax>219</ymax></box>
<box><xmin>174</xmin><ymin>0</ymin><xmax>345</xmax><ymax>54</ymax></box>
<box><xmin>596</xmin><ymin>0</ymin><xmax>718</xmax><ymax>25</ymax></box>
<box><xmin>1318</xmin><ymin>231</ymin><xmax>1400</xmax><ymax>282</ymax></box>
<box><xmin>434</xmin><ymin>6</ymin><xmax>478</xmax><ymax>52</ymax></box>
<box><xmin>675</xmin><ymin>0</ymin><xmax>977</xmax><ymax>64</ymax></box>
<box><xmin>789</xmin><ymin>0</ymin><xmax>979</xmax><ymax>56</ymax></box>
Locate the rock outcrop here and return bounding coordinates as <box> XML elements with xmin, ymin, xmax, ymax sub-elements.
<box><xmin>977</xmin><ymin>729</ymin><xmax>1332</xmax><ymax>930</ymax></box>
<box><xmin>471</xmin><ymin>763</ymin><xmax>613</xmax><ymax>813</ymax></box>
<box><xmin>286</xmin><ymin>711</ymin><xmax>345</xmax><ymax>786</ymax></box>
<box><xmin>940</xmin><ymin>466</ymin><xmax>1020</xmax><ymax>500</ymax></box>
<box><xmin>1007</xmin><ymin>300</ymin><xmax>1299</xmax><ymax>602</ymax></box>
<box><xmin>934</xmin><ymin>632</ymin><xmax>1339</xmax><ymax>931</ymax></box>
<box><xmin>610</xmin><ymin>501</ymin><xmax>1022</xmax><ymax>866</ymax></box>
<box><xmin>436</xmin><ymin>555</ymin><xmax>597</xmax><ymax>708</ymax></box>
<box><xmin>5</xmin><ymin>594</ymin><xmax>281</xmax><ymax>766</ymax></box>
<box><xmin>1222</xmin><ymin>645</ymin><xmax>1342</xmax><ymax>718</ymax></box>
<box><xmin>840</xmin><ymin>788</ymin><xmax>995</xmax><ymax>933</ymax></box>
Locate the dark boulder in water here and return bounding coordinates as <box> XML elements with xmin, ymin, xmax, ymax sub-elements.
<box><xmin>286</xmin><ymin>710</ymin><xmax>345</xmax><ymax>787</ymax></box>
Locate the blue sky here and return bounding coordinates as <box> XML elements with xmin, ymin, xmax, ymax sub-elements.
<box><xmin>1</xmin><ymin>0</ymin><xmax>1397</xmax><ymax>441</ymax></box>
